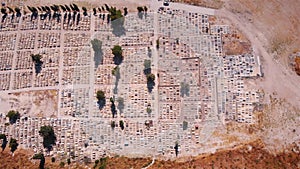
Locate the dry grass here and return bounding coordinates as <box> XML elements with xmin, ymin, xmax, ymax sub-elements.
<box><xmin>1</xmin><ymin>141</ymin><xmax>299</xmax><ymax>169</ymax></box>
<box><xmin>225</xmin><ymin>0</ymin><xmax>300</xmax><ymax>64</ymax></box>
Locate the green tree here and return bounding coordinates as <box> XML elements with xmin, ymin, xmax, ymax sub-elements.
<box><xmin>9</xmin><ymin>138</ymin><xmax>18</xmax><ymax>153</ymax></box>
<box><xmin>31</xmin><ymin>54</ymin><xmax>43</xmax><ymax>74</ymax></box>
<box><xmin>110</xmin><ymin>121</ymin><xmax>116</xmax><ymax>129</ymax></box>
<box><xmin>1</xmin><ymin>8</ymin><xmax>6</xmax><ymax>14</ymax></box>
<box><xmin>0</xmin><ymin>134</ymin><xmax>7</xmax><ymax>151</ymax></box>
<box><xmin>146</xmin><ymin>73</ymin><xmax>155</xmax><ymax>92</ymax></box>
<box><xmin>146</xmin><ymin>73</ymin><xmax>155</xmax><ymax>83</ymax></box>
<box><xmin>144</xmin><ymin>6</ymin><xmax>148</xmax><ymax>12</ymax></box>
<box><xmin>33</xmin><ymin>153</ymin><xmax>45</xmax><ymax>169</ymax></box>
<box><xmin>15</xmin><ymin>7</ymin><xmax>21</xmax><ymax>17</ymax></box>
<box><xmin>109</xmin><ymin>7</ymin><xmax>125</xmax><ymax>37</ymax></box>
<box><xmin>110</xmin><ymin>97</ymin><xmax>117</xmax><ymax>118</ymax></box>
<box><xmin>124</xmin><ymin>7</ymin><xmax>128</xmax><ymax>16</ymax></box>
<box><xmin>96</xmin><ymin>90</ymin><xmax>105</xmax><ymax>101</ymax></box>
<box><xmin>60</xmin><ymin>161</ymin><xmax>65</xmax><ymax>167</ymax></box>
<box><xmin>96</xmin><ymin>90</ymin><xmax>106</xmax><ymax>109</ymax></box>
<box><xmin>109</xmin><ymin>7</ymin><xmax>123</xmax><ymax>21</ymax></box>
<box><xmin>156</xmin><ymin>39</ymin><xmax>160</xmax><ymax>49</ymax></box>
<box><xmin>67</xmin><ymin>158</ymin><xmax>71</xmax><ymax>165</ymax></box>
<box><xmin>6</xmin><ymin>110</ymin><xmax>20</xmax><ymax>124</ymax></box>
<box><xmin>112</xmin><ymin>45</ymin><xmax>123</xmax><ymax>65</ymax></box>
<box><xmin>119</xmin><ymin>120</ymin><xmax>124</xmax><ymax>130</ymax></box>
<box><xmin>174</xmin><ymin>141</ymin><xmax>179</xmax><ymax>157</ymax></box>
<box><xmin>146</xmin><ymin>107</ymin><xmax>152</xmax><ymax>114</ymax></box>
<box><xmin>99</xmin><ymin>157</ymin><xmax>108</xmax><ymax>169</ymax></box>
<box><xmin>39</xmin><ymin>125</ymin><xmax>57</xmax><ymax>151</ymax></box>
<box><xmin>137</xmin><ymin>6</ymin><xmax>144</xmax><ymax>13</ymax></box>
<box><xmin>51</xmin><ymin>157</ymin><xmax>56</xmax><ymax>163</ymax></box>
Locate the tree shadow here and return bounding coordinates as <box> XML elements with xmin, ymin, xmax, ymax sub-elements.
<box><xmin>147</xmin><ymin>81</ymin><xmax>155</xmax><ymax>93</ymax></box>
<box><xmin>113</xmin><ymin>55</ymin><xmax>123</xmax><ymax>65</ymax></box>
<box><xmin>143</xmin><ymin>68</ymin><xmax>151</xmax><ymax>75</ymax></box>
<box><xmin>91</xmin><ymin>39</ymin><xmax>103</xmax><ymax>68</ymax></box>
<box><xmin>34</xmin><ymin>61</ymin><xmax>43</xmax><ymax>74</ymax></box>
<box><xmin>111</xmin><ymin>102</ymin><xmax>117</xmax><ymax>118</ymax></box>
<box><xmin>97</xmin><ymin>99</ymin><xmax>106</xmax><ymax>110</ymax></box>
<box><xmin>111</xmin><ymin>17</ymin><xmax>125</xmax><ymax>37</ymax></box>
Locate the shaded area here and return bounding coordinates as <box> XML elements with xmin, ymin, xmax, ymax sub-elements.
<box><xmin>8</xmin><ymin>138</ymin><xmax>18</xmax><ymax>153</ymax></box>
<box><xmin>110</xmin><ymin>97</ymin><xmax>117</xmax><ymax>118</ymax></box>
<box><xmin>146</xmin><ymin>73</ymin><xmax>155</xmax><ymax>93</ymax></box>
<box><xmin>31</xmin><ymin>54</ymin><xmax>43</xmax><ymax>74</ymax></box>
<box><xmin>117</xmin><ymin>97</ymin><xmax>124</xmax><ymax>114</ymax></box>
<box><xmin>109</xmin><ymin>7</ymin><xmax>125</xmax><ymax>37</ymax></box>
<box><xmin>96</xmin><ymin>90</ymin><xmax>106</xmax><ymax>109</ymax></box>
<box><xmin>39</xmin><ymin>126</ymin><xmax>56</xmax><ymax>152</ymax></box>
<box><xmin>0</xmin><ymin>134</ymin><xmax>7</xmax><ymax>151</ymax></box>
<box><xmin>112</xmin><ymin>66</ymin><xmax>120</xmax><ymax>94</ymax></box>
<box><xmin>91</xmin><ymin>39</ymin><xmax>103</xmax><ymax>68</ymax></box>
<box><xmin>6</xmin><ymin>110</ymin><xmax>20</xmax><ymax>124</ymax></box>
<box><xmin>112</xmin><ymin>45</ymin><xmax>123</xmax><ymax>65</ymax></box>
<box><xmin>180</xmin><ymin>82</ymin><xmax>190</xmax><ymax>97</ymax></box>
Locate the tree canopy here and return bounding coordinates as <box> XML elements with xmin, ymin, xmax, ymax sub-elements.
<box><xmin>31</xmin><ymin>54</ymin><xmax>43</xmax><ymax>74</ymax></box>
<box><xmin>9</xmin><ymin>138</ymin><xmax>18</xmax><ymax>153</ymax></box>
<box><xmin>112</xmin><ymin>45</ymin><xmax>123</xmax><ymax>65</ymax></box>
<box><xmin>39</xmin><ymin>125</ymin><xmax>56</xmax><ymax>151</ymax></box>
<box><xmin>96</xmin><ymin>90</ymin><xmax>106</xmax><ymax>109</ymax></box>
<box><xmin>6</xmin><ymin>110</ymin><xmax>20</xmax><ymax>124</ymax></box>
<box><xmin>96</xmin><ymin>90</ymin><xmax>105</xmax><ymax>101</ymax></box>
<box><xmin>109</xmin><ymin>7</ymin><xmax>123</xmax><ymax>21</ymax></box>
<box><xmin>146</xmin><ymin>73</ymin><xmax>155</xmax><ymax>83</ymax></box>
<box><xmin>33</xmin><ymin>153</ymin><xmax>45</xmax><ymax>169</ymax></box>
<box><xmin>0</xmin><ymin>134</ymin><xmax>7</xmax><ymax>151</ymax></box>
<box><xmin>119</xmin><ymin>120</ymin><xmax>125</xmax><ymax>130</ymax></box>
